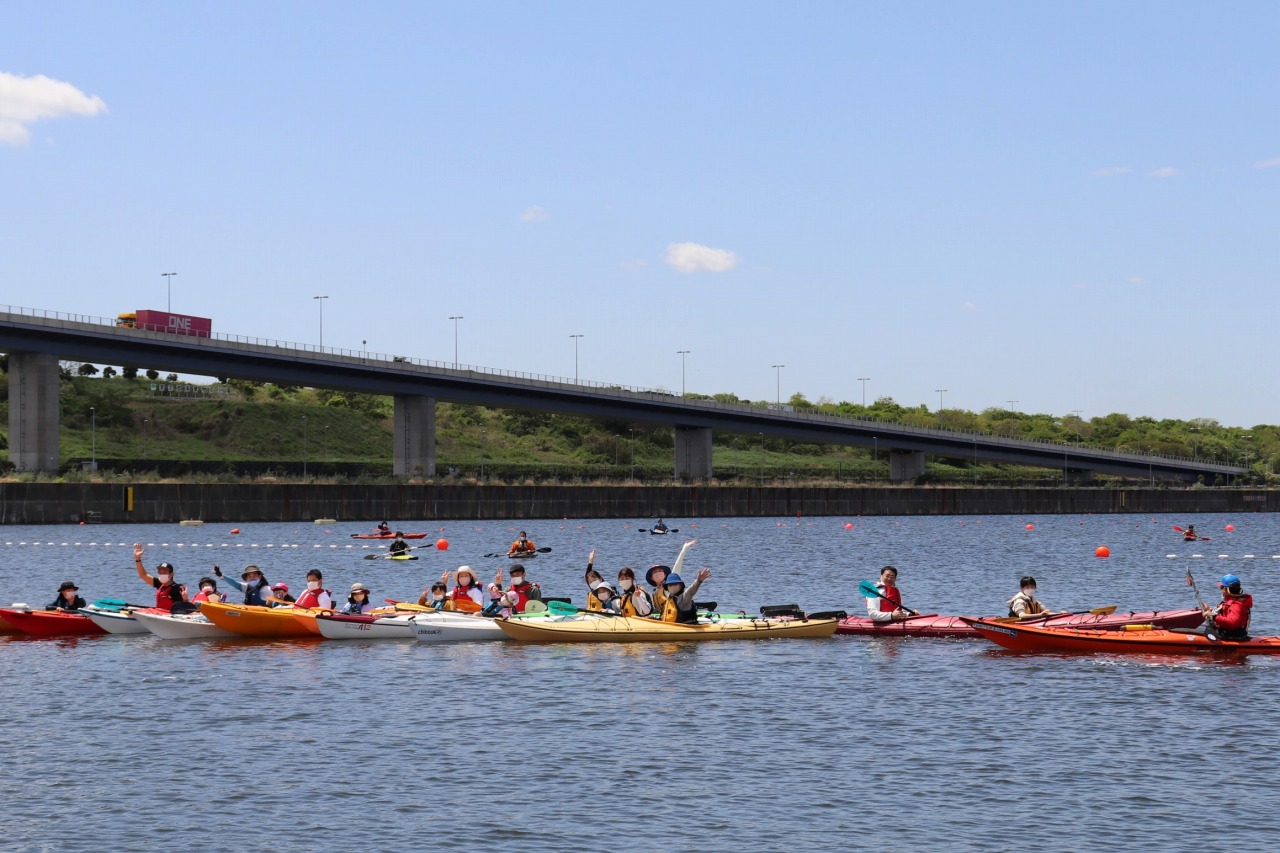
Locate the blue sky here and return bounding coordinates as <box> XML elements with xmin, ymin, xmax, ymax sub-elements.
<box><xmin>3</xmin><ymin>1</ymin><xmax>1278</xmax><ymax>426</ymax></box>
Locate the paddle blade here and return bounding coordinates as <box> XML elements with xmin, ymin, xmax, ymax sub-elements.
<box><xmin>547</xmin><ymin>600</ymin><xmax>579</xmax><ymax>616</ymax></box>
<box><xmin>363</xmin><ymin>554</ymin><xmax>380</xmax><ymax>560</ymax></box>
<box><xmin>857</xmin><ymin>580</ymin><xmax>879</xmax><ymax>598</ymax></box>
<box><xmin>1088</xmin><ymin>605</ymin><xmax>1118</xmax><ymax>615</ymax></box>
<box><xmin>1173</xmin><ymin>526</ymin><xmax>1184</xmax><ymax>532</ymax></box>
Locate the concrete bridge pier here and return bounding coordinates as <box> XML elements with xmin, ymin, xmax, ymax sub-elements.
<box><xmin>889</xmin><ymin>449</ymin><xmax>926</xmax><ymax>482</ymax></box>
<box><xmin>8</xmin><ymin>351</ymin><xmax>61</xmax><ymax>473</ymax></box>
<box><xmin>393</xmin><ymin>395</ymin><xmax>436</xmax><ymax>478</ymax></box>
<box><xmin>674</xmin><ymin>425</ymin><xmax>713</xmax><ymax>481</ymax></box>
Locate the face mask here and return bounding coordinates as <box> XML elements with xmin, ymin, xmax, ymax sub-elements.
<box><xmin>432</xmin><ymin>593</ymin><xmax>444</xmax><ymax>601</ymax></box>
<box><xmin>620</xmin><ymin>579</ymin><xmax>633</xmax><ymax>590</ymax></box>
<box><xmin>596</xmin><ymin>590</ymin><xmax>611</xmax><ymax>600</ymax></box>
<box><xmin>511</xmin><ymin>576</ymin><xmax>525</xmax><ymax>585</ymax></box>
<box><xmin>458</xmin><ymin>576</ymin><xmax>472</xmax><ymax>587</ymax></box>
<box><xmin>201</xmin><ymin>586</ymin><xmax>214</xmax><ymax>594</ymax></box>
<box><xmin>668</xmin><ymin>586</ymin><xmax>683</xmax><ymax>597</ymax></box>
<box><xmin>1024</xmin><ymin>589</ymin><xmax>1037</xmax><ymax>598</ymax></box>
<box><xmin>246</xmin><ymin>578</ymin><xmax>261</xmax><ymax>587</ymax></box>
<box><xmin>308</xmin><ymin>581</ymin><xmax>321</xmax><ymax>591</ymax></box>
<box><xmin>158</xmin><ymin>573</ymin><xmax>172</xmax><ymax>583</ymax></box>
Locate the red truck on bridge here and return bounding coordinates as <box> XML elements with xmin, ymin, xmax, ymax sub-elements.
<box><xmin>115</xmin><ymin>310</ymin><xmax>212</xmax><ymax>338</ymax></box>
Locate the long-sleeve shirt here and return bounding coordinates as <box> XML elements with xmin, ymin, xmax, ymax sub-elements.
<box><xmin>670</xmin><ymin>575</ymin><xmax>707</xmax><ymax>613</ymax></box>
<box><xmin>864</xmin><ymin>583</ymin><xmax>900</xmax><ymax>622</ymax></box>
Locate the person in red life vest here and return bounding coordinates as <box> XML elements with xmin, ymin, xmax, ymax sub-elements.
<box><xmin>1205</xmin><ymin>574</ymin><xmax>1253</xmax><ymax>640</ymax></box>
<box><xmin>47</xmin><ymin>581</ymin><xmax>86</xmax><ymax>612</ymax></box>
<box><xmin>376</xmin><ymin>521</ymin><xmax>391</xmax><ymax>535</ymax></box>
<box><xmin>191</xmin><ymin>576</ymin><xmax>224</xmax><ymax>604</ymax></box>
<box><xmin>496</xmin><ymin>563</ymin><xmax>540</xmax><ymax>613</ymax></box>
<box><xmin>133</xmin><ymin>543</ymin><xmax>187</xmax><ymax>612</ymax></box>
<box><xmin>865</xmin><ymin>565</ymin><xmax>912</xmax><ymax>622</ymax></box>
<box><xmin>441</xmin><ymin>566</ymin><xmax>483</xmax><ymax>612</ymax></box>
<box><xmin>293</xmin><ymin>570</ymin><xmax>334</xmax><ymax>610</ymax></box>
<box><xmin>508</xmin><ymin>531</ymin><xmax>537</xmax><ymax>557</ymax></box>
<box><xmin>213</xmin><ymin>564</ymin><xmax>274</xmax><ymax>607</ymax></box>
<box><xmin>270</xmin><ymin>583</ymin><xmax>295</xmax><ymax>606</ymax></box>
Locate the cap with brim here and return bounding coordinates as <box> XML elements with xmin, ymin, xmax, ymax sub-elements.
<box><xmin>646</xmin><ymin>565</ymin><xmax>670</xmax><ymax>586</ymax></box>
<box><xmin>58</xmin><ymin>581</ymin><xmax>79</xmax><ymax>592</ymax></box>
<box><xmin>241</xmin><ymin>565</ymin><xmax>263</xmax><ymax>580</ymax></box>
<box><xmin>350</xmin><ymin>583</ymin><xmax>370</xmax><ymax>594</ymax></box>
<box><xmin>663</xmin><ymin>573</ymin><xmax>685</xmax><ymax>588</ymax></box>
<box><xmin>591</xmin><ymin>580</ymin><xmax>615</xmax><ymax>593</ymax></box>
<box><xmin>509</xmin><ymin>563</ymin><xmax>526</xmax><ymax>574</ymax></box>
<box><xmin>271</xmin><ymin>583</ymin><xmax>289</xmax><ymax>592</ymax></box>
<box><xmin>157</xmin><ymin>562</ymin><xmax>174</xmax><ymax>572</ymax></box>
<box><xmin>455</xmin><ymin>566</ymin><xmax>475</xmax><ymax>583</ymax></box>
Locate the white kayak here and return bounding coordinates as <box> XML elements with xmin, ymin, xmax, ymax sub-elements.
<box><xmin>132</xmin><ymin>609</ymin><xmax>235</xmax><ymax>640</ymax></box>
<box><xmin>314</xmin><ymin>612</ymin><xmax>417</xmax><ymax>640</ymax></box>
<box><xmin>79</xmin><ymin>605</ymin><xmax>151</xmax><ymax>635</ymax></box>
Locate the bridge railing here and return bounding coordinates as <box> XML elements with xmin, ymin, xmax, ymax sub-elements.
<box><xmin>0</xmin><ymin>304</ymin><xmax>1243</xmax><ymax>472</ymax></box>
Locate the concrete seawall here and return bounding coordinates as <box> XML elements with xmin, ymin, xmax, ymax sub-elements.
<box><xmin>0</xmin><ymin>484</ymin><xmax>1273</xmax><ymax>524</ymax></box>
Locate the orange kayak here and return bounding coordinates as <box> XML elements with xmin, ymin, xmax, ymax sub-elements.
<box><xmin>199</xmin><ymin>602</ymin><xmax>320</xmax><ymax>638</ymax></box>
<box><xmin>962</xmin><ymin>618</ymin><xmax>1280</xmax><ymax>656</ymax></box>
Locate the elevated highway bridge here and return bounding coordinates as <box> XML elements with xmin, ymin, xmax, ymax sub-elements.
<box><xmin>0</xmin><ymin>307</ymin><xmax>1246</xmax><ymax>484</ymax></box>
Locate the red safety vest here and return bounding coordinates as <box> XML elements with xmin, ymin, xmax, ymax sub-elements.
<box><xmin>877</xmin><ymin>584</ymin><xmax>902</xmax><ymax>613</ymax></box>
<box><xmin>155</xmin><ymin>581</ymin><xmax>179</xmax><ymax>612</ymax></box>
<box><xmin>295</xmin><ymin>587</ymin><xmax>331</xmax><ymax>609</ymax></box>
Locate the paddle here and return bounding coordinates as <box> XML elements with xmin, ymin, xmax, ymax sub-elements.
<box><xmin>383</xmin><ymin>598</ymin><xmax>436</xmax><ymax>613</ymax></box>
<box><xmin>483</xmin><ymin>547</ymin><xmax>553</xmax><ymax>558</ymax></box>
<box><xmin>857</xmin><ymin>580</ymin><xmax>920</xmax><ymax>617</ymax></box>
<box><xmin>638</xmin><ymin>527</ymin><xmax>679</xmax><ymax>534</ymax></box>
<box><xmin>363</xmin><ymin>544</ymin><xmax>430</xmax><ymax>560</ymax></box>
<box><xmin>91</xmin><ymin>598</ymin><xmax>149</xmax><ymax>611</ymax></box>
<box><xmin>1173</xmin><ymin>525</ymin><xmax>1211</xmax><ymax>541</ymax></box>
<box><xmin>1184</xmin><ymin>569</ymin><xmax>1219</xmax><ymax>642</ymax></box>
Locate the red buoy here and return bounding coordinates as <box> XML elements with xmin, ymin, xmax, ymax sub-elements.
<box><xmin>436</xmin><ymin>538</ymin><xmax>449</xmax><ymax>550</ymax></box>
<box><xmin>1095</xmin><ymin>545</ymin><xmax>1110</xmax><ymax>558</ymax></box>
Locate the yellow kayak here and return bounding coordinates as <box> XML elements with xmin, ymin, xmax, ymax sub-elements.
<box><xmin>496</xmin><ymin>614</ymin><xmax>838</xmax><ymax>643</ymax></box>
<box><xmin>198</xmin><ymin>602</ymin><xmax>320</xmax><ymax>638</ymax></box>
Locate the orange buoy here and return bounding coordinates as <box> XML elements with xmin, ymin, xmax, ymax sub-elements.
<box><xmin>844</xmin><ymin>523</ymin><xmax>853</xmax><ymax>530</ymax></box>
<box><xmin>230</xmin><ymin>528</ymin><xmax>240</xmax><ymax>535</ymax></box>
<box><xmin>436</xmin><ymin>538</ymin><xmax>449</xmax><ymax>550</ymax></box>
<box><xmin>1025</xmin><ymin>523</ymin><xmax>1035</xmax><ymax>531</ymax></box>
<box><xmin>1225</xmin><ymin>524</ymin><xmax>1236</xmax><ymax>532</ymax></box>
<box><xmin>1095</xmin><ymin>545</ymin><xmax>1110</xmax><ymax>558</ymax></box>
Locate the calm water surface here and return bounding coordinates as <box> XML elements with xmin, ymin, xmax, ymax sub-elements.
<box><xmin>1</xmin><ymin>513</ymin><xmax>1277</xmax><ymax>852</ymax></box>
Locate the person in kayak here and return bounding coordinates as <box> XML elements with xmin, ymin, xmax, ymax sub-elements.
<box><xmin>342</xmin><ymin>583</ymin><xmax>374</xmax><ymax>615</ymax></box>
<box><xmin>653</xmin><ymin>519</ymin><xmax>668</xmax><ymax>533</ymax></box>
<box><xmin>214</xmin><ymin>564</ymin><xmax>274</xmax><ymax>607</ymax></box>
<box><xmin>1203</xmin><ymin>574</ymin><xmax>1253</xmax><ymax>640</ymax></box>
<box><xmin>661</xmin><ymin>568</ymin><xmax>711</xmax><ymax>624</ymax></box>
<box><xmin>584</xmin><ymin>550</ymin><xmax>605</xmax><ymax>612</ymax></box>
<box><xmin>294</xmin><ymin>570</ymin><xmax>334</xmax><ymax>610</ymax></box>
<box><xmin>133</xmin><ymin>544</ymin><xmax>187</xmax><ymax>613</ymax></box>
<box><xmin>442</xmin><ymin>566</ymin><xmax>483</xmax><ymax>612</ymax></box>
<box><xmin>1007</xmin><ymin>576</ymin><xmax>1060</xmax><ymax>618</ymax></box>
<box><xmin>47</xmin><ymin>581</ymin><xmax>86</xmax><ymax>612</ymax></box>
<box><xmin>1184</xmin><ymin>525</ymin><xmax>1198</xmax><ymax>542</ymax></box>
<box><xmin>270</xmin><ymin>583</ymin><xmax>295</xmax><ymax>605</ymax></box>
<box><xmin>417</xmin><ymin>581</ymin><xmax>449</xmax><ymax>610</ymax></box>
<box><xmin>617</xmin><ymin>567</ymin><xmax>654</xmax><ymax>617</ymax></box>
<box><xmin>388</xmin><ymin>533</ymin><xmax>410</xmax><ymax>557</ymax></box>
<box><xmin>590</xmin><ymin>580</ymin><xmax>621</xmax><ymax>613</ymax></box>
<box><xmin>864</xmin><ymin>565</ymin><xmax>912</xmax><ymax>622</ymax></box>
<box><xmin>191</xmin><ymin>577</ymin><xmax>224</xmax><ymax>604</ymax></box>
<box><xmin>496</xmin><ymin>563</ymin><xmax>540</xmax><ymax>613</ymax></box>
<box><xmin>508</xmin><ymin>531</ymin><xmax>537</xmax><ymax>557</ymax></box>
<box><xmin>377</xmin><ymin>521</ymin><xmax>391</xmax><ymax>535</ymax></box>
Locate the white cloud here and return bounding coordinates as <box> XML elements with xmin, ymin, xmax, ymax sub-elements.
<box><xmin>961</xmin><ymin>301</ymin><xmax>978</xmax><ymax>312</ymax></box>
<box><xmin>0</xmin><ymin>72</ymin><xmax>107</xmax><ymax>146</ymax></box>
<box><xmin>1092</xmin><ymin>166</ymin><xmax>1131</xmax><ymax>177</ymax></box>
<box><xmin>1128</xmin><ymin>276</ymin><xmax>1146</xmax><ymax>285</ymax></box>
<box><xmin>1254</xmin><ymin>157</ymin><xmax>1280</xmax><ymax>169</ymax></box>
<box><xmin>518</xmin><ymin>205</ymin><xmax>550</xmax><ymax>223</ymax></box>
<box><xmin>665</xmin><ymin>242</ymin><xmax>738</xmax><ymax>273</ymax></box>
<box><xmin>1148</xmin><ymin>166</ymin><xmax>1178</xmax><ymax>178</ymax></box>
<box><xmin>620</xmin><ymin>259</ymin><xmax>648</xmax><ymax>271</ymax></box>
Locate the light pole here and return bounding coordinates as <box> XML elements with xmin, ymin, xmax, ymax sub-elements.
<box><xmin>771</xmin><ymin>364</ymin><xmax>785</xmax><ymax>407</ymax></box>
<box><xmin>858</xmin><ymin>377</ymin><xmax>870</xmax><ymax>408</ymax></box>
<box><xmin>935</xmin><ymin>388</ymin><xmax>947</xmax><ymax>412</ymax></box>
<box><xmin>570</xmin><ymin>334</ymin><xmax>583</xmax><ymax>383</ymax></box>
<box><xmin>677</xmin><ymin>350</ymin><xmax>690</xmax><ymax>396</ymax></box>
<box><xmin>302</xmin><ymin>415</ymin><xmax>308</xmax><ymax>477</ymax></box>
<box><xmin>90</xmin><ymin>406</ymin><xmax>96</xmax><ymax>470</ymax></box>
<box><xmin>449</xmin><ymin>316</ymin><xmax>463</xmax><ymax>368</ymax></box>
<box><xmin>1006</xmin><ymin>400</ymin><xmax>1018</xmax><ymax>411</ymax></box>
<box><xmin>1190</xmin><ymin>426</ymin><xmax>1200</xmax><ymax>459</ymax></box>
<box><xmin>313</xmin><ymin>296</ymin><xmax>329</xmax><ymax>348</ymax></box>
<box><xmin>161</xmin><ymin>272</ymin><xmax>177</xmax><ymax>312</ymax></box>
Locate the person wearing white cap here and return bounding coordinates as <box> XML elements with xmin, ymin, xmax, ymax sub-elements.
<box><xmin>341</xmin><ymin>583</ymin><xmax>374</xmax><ymax>615</ymax></box>
<box><xmin>589</xmin><ymin>580</ymin><xmax>621</xmax><ymax>613</ymax></box>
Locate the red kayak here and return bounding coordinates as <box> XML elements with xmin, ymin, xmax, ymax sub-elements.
<box><xmin>836</xmin><ymin>608</ymin><xmax>1204</xmax><ymax>638</ymax></box>
<box><xmin>0</xmin><ymin>608</ymin><xmax>108</xmax><ymax>637</ymax></box>
<box><xmin>349</xmin><ymin>532</ymin><xmax>429</xmax><ymax>540</ymax></box>
<box><xmin>962</xmin><ymin>617</ymin><xmax>1280</xmax><ymax>656</ymax></box>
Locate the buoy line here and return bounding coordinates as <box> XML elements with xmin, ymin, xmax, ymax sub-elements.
<box><xmin>0</xmin><ymin>542</ymin><xmax>398</xmax><ymax>550</ymax></box>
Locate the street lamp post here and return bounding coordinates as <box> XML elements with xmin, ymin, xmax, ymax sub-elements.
<box><xmin>449</xmin><ymin>316</ymin><xmax>463</xmax><ymax>368</ymax></box>
<box><xmin>1006</xmin><ymin>400</ymin><xmax>1018</xmax><ymax>411</ymax></box>
<box><xmin>570</xmin><ymin>334</ymin><xmax>584</xmax><ymax>383</ymax></box>
<box><xmin>161</xmin><ymin>272</ymin><xmax>177</xmax><ymax>312</ymax></box>
<box><xmin>771</xmin><ymin>364</ymin><xmax>785</xmax><ymax>407</ymax></box>
<box><xmin>90</xmin><ymin>406</ymin><xmax>96</xmax><ymax>470</ymax></box>
<box><xmin>1189</xmin><ymin>426</ymin><xmax>1200</xmax><ymax>459</ymax></box>
<box><xmin>313</xmin><ymin>296</ymin><xmax>329</xmax><ymax>348</ymax></box>
<box><xmin>858</xmin><ymin>377</ymin><xmax>870</xmax><ymax>408</ymax></box>
<box><xmin>935</xmin><ymin>388</ymin><xmax>947</xmax><ymax>412</ymax></box>
<box><xmin>677</xmin><ymin>350</ymin><xmax>690</xmax><ymax>396</ymax></box>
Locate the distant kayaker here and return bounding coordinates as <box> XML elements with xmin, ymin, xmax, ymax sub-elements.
<box><xmin>342</xmin><ymin>583</ymin><xmax>374</xmax><ymax>615</ymax></box>
<box><xmin>661</xmin><ymin>568</ymin><xmax>711</xmax><ymax>624</ymax></box>
<box><xmin>270</xmin><ymin>583</ymin><xmax>295</xmax><ymax>605</ymax></box>
<box><xmin>1007</xmin><ymin>576</ymin><xmax>1058</xmax><ymax>619</ymax></box>
<box><xmin>653</xmin><ymin>519</ymin><xmax>668</xmax><ymax>533</ymax></box>
<box><xmin>509</xmin><ymin>531</ymin><xmax>537</xmax><ymax>557</ymax></box>
<box><xmin>133</xmin><ymin>544</ymin><xmax>187</xmax><ymax>613</ymax></box>
<box><xmin>389</xmin><ymin>533</ymin><xmax>410</xmax><ymax>556</ymax></box>
<box><xmin>47</xmin><ymin>581</ymin><xmax>86</xmax><ymax>613</ymax></box>
<box><xmin>1203</xmin><ymin>574</ymin><xmax>1253</xmax><ymax>640</ymax></box>
<box><xmin>865</xmin><ymin>566</ymin><xmax>911</xmax><ymax>622</ymax></box>
<box><xmin>215</xmin><ymin>564</ymin><xmax>273</xmax><ymax>608</ymax></box>
<box><xmin>294</xmin><ymin>569</ymin><xmax>334</xmax><ymax>610</ymax></box>
<box><xmin>417</xmin><ymin>581</ymin><xmax>448</xmax><ymax>610</ymax></box>
<box><xmin>442</xmin><ymin>566</ymin><xmax>483</xmax><ymax>612</ymax></box>
<box><xmin>377</xmin><ymin>521</ymin><xmax>391</xmax><ymax>535</ymax></box>
<box><xmin>1184</xmin><ymin>525</ymin><xmax>1198</xmax><ymax>541</ymax></box>
<box><xmin>617</xmin><ymin>567</ymin><xmax>653</xmax><ymax>617</ymax></box>
<box><xmin>191</xmin><ymin>576</ymin><xmax>224</xmax><ymax>604</ymax></box>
